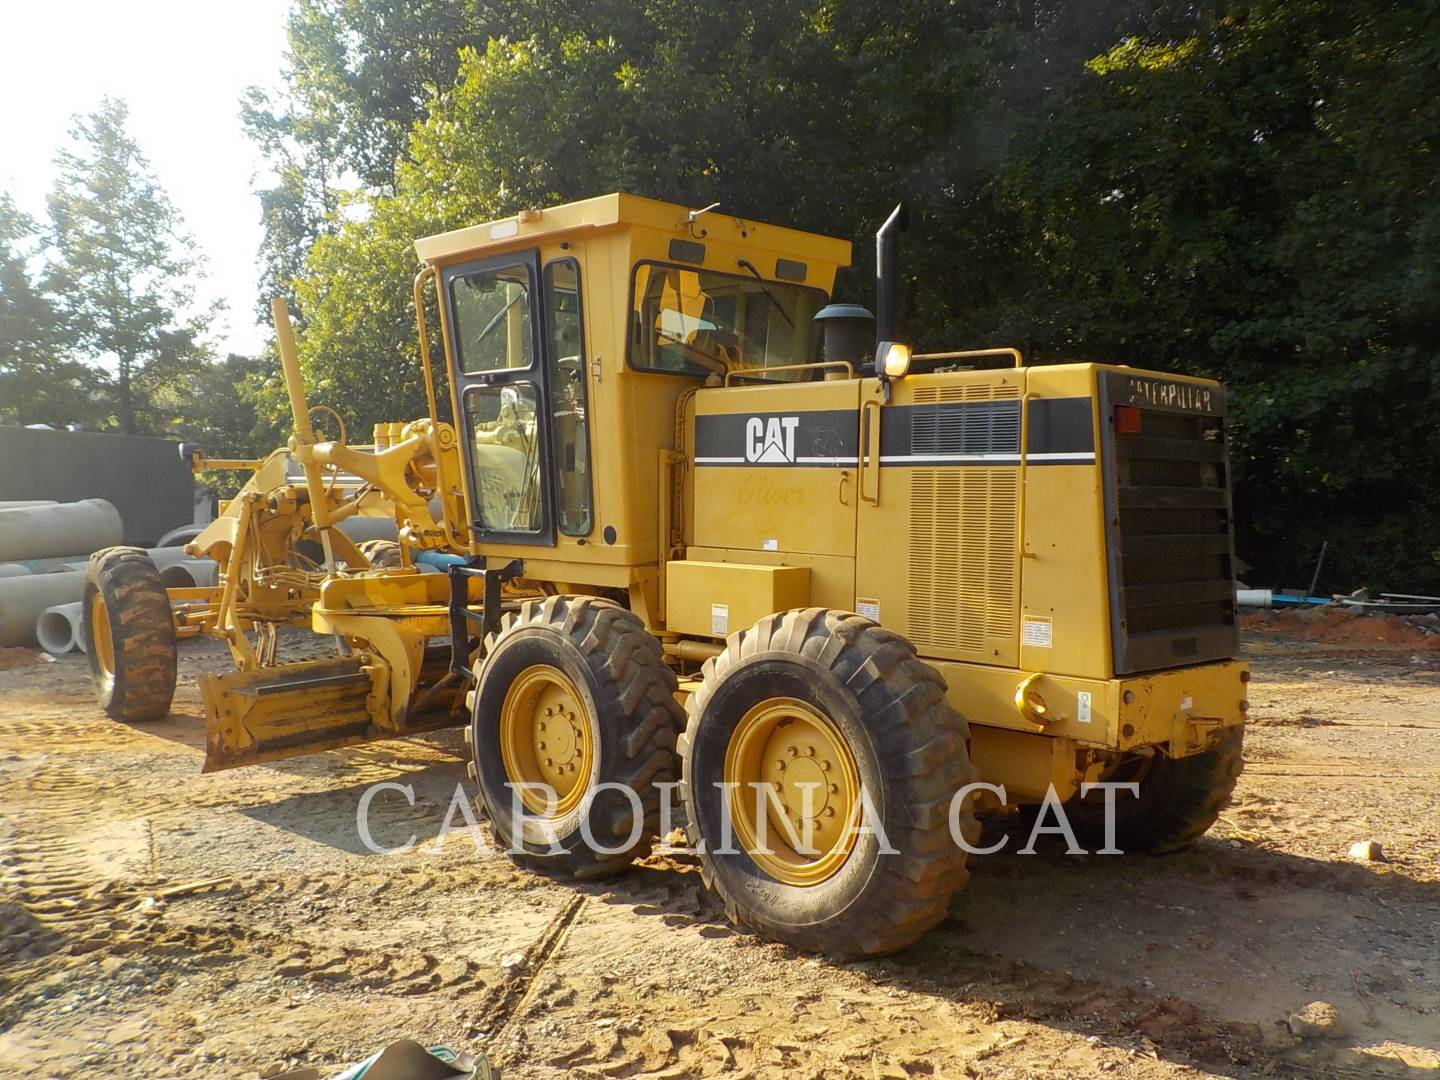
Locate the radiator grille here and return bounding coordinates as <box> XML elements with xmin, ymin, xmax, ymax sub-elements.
<box><xmin>1101</xmin><ymin>378</ymin><xmax>1238</xmax><ymax>673</ymax></box>
<box><xmin>907</xmin><ymin>468</ymin><xmax>1018</xmax><ymax>654</ymax></box>
<box><xmin>911</xmin><ymin>401</ymin><xmax>1020</xmax><ymax>456</ymax></box>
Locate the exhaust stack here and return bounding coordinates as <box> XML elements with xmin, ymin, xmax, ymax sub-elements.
<box><xmin>875</xmin><ymin>202</ymin><xmax>909</xmax><ymax>345</ymax></box>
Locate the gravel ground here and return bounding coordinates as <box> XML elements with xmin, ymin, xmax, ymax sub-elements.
<box><xmin>1</xmin><ymin>631</ymin><xmax>1437</xmax><ymax>1078</ymax></box>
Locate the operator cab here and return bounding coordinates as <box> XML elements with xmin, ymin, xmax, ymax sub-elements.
<box><xmin>415</xmin><ymin>194</ymin><xmax>852</xmax><ymax>599</ymax></box>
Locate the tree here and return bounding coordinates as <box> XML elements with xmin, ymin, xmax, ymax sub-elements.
<box><xmin>0</xmin><ymin>193</ymin><xmax>95</xmax><ymax>426</ymax></box>
<box><xmin>963</xmin><ymin>2</ymin><xmax>1440</xmax><ymax>590</ymax></box>
<box><xmin>253</xmin><ymin>0</ymin><xmax>1200</xmax><ymax>437</ymax></box>
<box><xmin>247</xmin><ymin>0</ymin><xmax>1440</xmax><ymax>592</ymax></box>
<box><xmin>241</xmin><ymin>0</ymin><xmax>511</xmax><ymax>322</ymax></box>
<box><xmin>45</xmin><ymin>98</ymin><xmax>214</xmax><ymax>435</ymax></box>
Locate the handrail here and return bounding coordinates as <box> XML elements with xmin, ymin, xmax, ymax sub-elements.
<box><xmin>911</xmin><ymin>347</ymin><xmax>1024</xmax><ymax>369</ymax></box>
<box><xmin>723</xmin><ymin>360</ymin><xmax>855</xmax><ymax>385</ymax></box>
<box><xmin>413</xmin><ymin>265</ymin><xmax>441</xmax><ymax>425</ymax></box>
<box><xmin>1017</xmin><ymin>389</ymin><xmax>1036</xmax><ymax>563</ymax></box>
<box><xmin>858</xmin><ymin>399</ymin><xmax>882</xmax><ymax>505</ymax></box>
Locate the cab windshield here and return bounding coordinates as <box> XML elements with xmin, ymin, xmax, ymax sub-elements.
<box><xmin>629</xmin><ymin>262</ymin><xmax>827</xmax><ymax>376</ymax></box>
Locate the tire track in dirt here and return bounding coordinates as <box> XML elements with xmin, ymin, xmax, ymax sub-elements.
<box><xmin>0</xmin><ymin>833</ymin><xmax>142</xmax><ymax>932</ymax></box>
<box><xmin>489</xmin><ymin>893</ymin><xmax>588</xmax><ymax>1061</ymax></box>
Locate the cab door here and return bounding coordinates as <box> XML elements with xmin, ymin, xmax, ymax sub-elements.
<box><xmin>441</xmin><ymin>250</ymin><xmax>556</xmax><ymax>546</ymax></box>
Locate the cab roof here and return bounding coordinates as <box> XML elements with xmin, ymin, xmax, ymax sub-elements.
<box><xmin>413</xmin><ymin>192</ymin><xmax>852</xmax><ymax>270</ymax></box>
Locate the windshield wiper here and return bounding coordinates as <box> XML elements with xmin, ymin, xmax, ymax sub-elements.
<box><xmin>476</xmin><ymin>287</ymin><xmax>525</xmax><ymax>344</ymax></box>
<box><xmin>736</xmin><ymin>259</ymin><xmax>795</xmax><ymax>329</ymax></box>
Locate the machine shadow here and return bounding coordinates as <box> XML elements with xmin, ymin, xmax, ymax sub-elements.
<box><xmin>108</xmin><ymin>707</ymin><xmax>209</xmax><ymax>752</ymax></box>
<box><xmin>237</xmin><ymin>756</ymin><xmax>471</xmax><ymax>855</ymax></box>
<box><xmin>201</xmin><ymin>740</ymin><xmax>1438</xmax><ymax>1076</ymax></box>
<box><xmin>589</xmin><ymin>837</ymin><xmax>1440</xmax><ymax>1078</ymax></box>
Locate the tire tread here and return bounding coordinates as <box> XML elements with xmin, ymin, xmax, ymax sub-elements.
<box><xmin>474</xmin><ymin>595</ymin><xmax>684</xmax><ymax>878</ymax></box>
<box><xmin>679</xmin><ymin>607</ymin><xmax>977</xmax><ymax>957</ymax></box>
<box><xmin>83</xmin><ymin>546</ymin><xmax>177</xmax><ymax>722</ymax></box>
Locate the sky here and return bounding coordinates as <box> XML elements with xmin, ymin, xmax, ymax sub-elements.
<box><xmin>0</xmin><ymin>0</ymin><xmax>294</xmax><ymax>357</ymax></box>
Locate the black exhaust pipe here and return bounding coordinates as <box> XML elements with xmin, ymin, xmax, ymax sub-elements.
<box><xmin>875</xmin><ymin>202</ymin><xmax>909</xmax><ymax>345</ymax></box>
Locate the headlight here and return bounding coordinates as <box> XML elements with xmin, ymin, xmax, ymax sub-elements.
<box><xmin>880</xmin><ymin>341</ymin><xmax>912</xmax><ymax>378</ymax></box>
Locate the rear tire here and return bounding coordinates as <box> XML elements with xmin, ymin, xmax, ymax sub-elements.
<box><xmin>680</xmin><ymin>608</ymin><xmax>977</xmax><ymax>958</ymax></box>
<box><xmin>1060</xmin><ymin>728</ymin><xmax>1244</xmax><ymax>853</ymax></box>
<box><xmin>82</xmin><ymin>547</ymin><xmax>177</xmax><ymax>722</ymax></box>
<box><xmin>470</xmin><ymin>596</ymin><xmax>683</xmax><ymax>878</ymax></box>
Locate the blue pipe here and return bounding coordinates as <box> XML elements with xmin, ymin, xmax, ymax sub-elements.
<box><xmin>414</xmin><ymin>550</ymin><xmax>468</xmax><ymax>571</ymax></box>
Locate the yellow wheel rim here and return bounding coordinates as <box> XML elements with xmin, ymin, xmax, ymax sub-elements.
<box><xmin>89</xmin><ymin>594</ymin><xmax>115</xmax><ymax>677</ymax></box>
<box><xmin>724</xmin><ymin>697</ymin><xmax>861</xmax><ymax>887</ymax></box>
<box><xmin>499</xmin><ymin>665</ymin><xmax>593</xmax><ymax>817</ymax></box>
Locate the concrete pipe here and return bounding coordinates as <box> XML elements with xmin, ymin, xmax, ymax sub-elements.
<box><xmin>137</xmin><ymin>547</ymin><xmax>192</xmax><ymax>572</ymax></box>
<box><xmin>335</xmin><ymin>516</ymin><xmax>400</xmax><ymax>544</ymax></box>
<box><xmin>36</xmin><ymin>601</ymin><xmax>85</xmax><ymax>655</ymax></box>
<box><xmin>0</xmin><ymin>499</ymin><xmax>123</xmax><ymax>563</ymax></box>
<box><xmin>0</xmin><ymin>564</ymin><xmax>33</xmax><ymax>579</ymax></box>
<box><xmin>16</xmin><ymin>547</ymin><xmax>192</xmax><ymax>576</ymax></box>
<box><xmin>155</xmin><ymin>523</ymin><xmax>204</xmax><ymax>549</ymax></box>
<box><xmin>0</xmin><ymin>500</ymin><xmax>58</xmax><ymax>509</ymax></box>
<box><xmin>0</xmin><ymin>570</ymin><xmax>85</xmax><ymax>647</ymax></box>
<box><xmin>159</xmin><ymin>559</ymin><xmax>217</xmax><ymax>589</ymax></box>
<box><xmin>4</xmin><ymin>553</ymin><xmax>95</xmax><ymax>574</ymax></box>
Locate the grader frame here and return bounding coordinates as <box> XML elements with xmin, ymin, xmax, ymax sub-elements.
<box><xmin>83</xmin><ymin>193</ymin><xmax>1248</xmax><ymax>957</ymax></box>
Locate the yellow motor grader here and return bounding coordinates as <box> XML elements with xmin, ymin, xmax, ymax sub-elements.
<box><xmin>84</xmin><ymin>193</ymin><xmax>1247</xmax><ymax>957</ymax></box>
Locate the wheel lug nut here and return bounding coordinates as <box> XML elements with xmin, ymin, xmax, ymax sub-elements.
<box><xmin>786</xmin><ymin>745</ymin><xmax>798</xmax><ymax>757</ymax></box>
<box><xmin>820</xmin><ymin>760</ymin><xmax>831</xmax><ymax>771</ymax></box>
<box><xmin>544</xmin><ymin>758</ymin><xmax>553</xmax><ymax>767</ymax></box>
<box><xmin>544</xmin><ymin>707</ymin><xmax>554</xmax><ymax>717</ymax></box>
<box><xmin>804</xmin><ymin>746</ymin><xmax>815</xmax><ymax>757</ymax></box>
<box><xmin>538</xmin><ymin>742</ymin><xmax>546</xmax><ymax>750</ymax></box>
<box><xmin>538</xmin><ymin>721</ymin><xmax>547</xmax><ymax>732</ymax></box>
<box><xmin>774</xmin><ymin>759</ymin><xmax>786</xmax><ymax>771</ymax></box>
<box><xmin>823</xmin><ymin>807</ymin><xmax>835</xmax><ymax>818</ymax></box>
<box><xmin>829</xmin><ymin>783</ymin><xmax>838</xmax><ymax>794</ymax></box>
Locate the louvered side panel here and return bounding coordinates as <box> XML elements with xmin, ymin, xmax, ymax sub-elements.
<box><xmin>905</xmin><ymin>467</ymin><xmax>1019</xmax><ymax>661</ymax></box>
<box><xmin>985</xmin><ymin>471</ymin><xmax>1019</xmax><ymax>646</ymax></box>
<box><xmin>905</xmin><ymin>471</ymin><xmax>943</xmax><ymax>646</ymax></box>
<box><xmin>912</xmin><ymin>383</ymin><xmax>1022</xmax><ymax>403</ymax></box>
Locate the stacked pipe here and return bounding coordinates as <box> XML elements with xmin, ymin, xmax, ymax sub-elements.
<box><xmin>0</xmin><ymin>498</ymin><xmax>123</xmax><ymax>565</ymax></box>
<box><xmin>0</xmin><ymin>499</ymin><xmax>207</xmax><ymax>651</ymax></box>
<box><xmin>0</xmin><ymin>501</ymin><xmax>406</xmax><ymax>651</ymax></box>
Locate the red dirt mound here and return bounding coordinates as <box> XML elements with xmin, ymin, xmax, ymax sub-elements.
<box><xmin>1241</xmin><ymin>606</ymin><xmax>1440</xmax><ymax>648</ymax></box>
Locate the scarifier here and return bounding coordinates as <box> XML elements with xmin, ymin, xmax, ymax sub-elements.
<box><xmin>84</xmin><ymin>194</ymin><xmax>1247</xmax><ymax>956</ymax></box>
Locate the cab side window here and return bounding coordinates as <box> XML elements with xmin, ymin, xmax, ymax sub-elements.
<box><xmin>543</xmin><ymin>259</ymin><xmax>593</xmax><ymax>535</ymax></box>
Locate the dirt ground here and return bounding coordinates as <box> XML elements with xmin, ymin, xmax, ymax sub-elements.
<box><xmin>2</xmin><ymin>630</ymin><xmax>1437</xmax><ymax>1080</ymax></box>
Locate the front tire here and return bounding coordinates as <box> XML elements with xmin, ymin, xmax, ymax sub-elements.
<box><xmin>680</xmin><ymin>609</ymin><xmax>977</xmax><ymax>958</ymax></box>
<box><xmin>470</xmin><ymin>596</ymin><xmax>683</xmax><ymax>878</ymax></box>
<box><xmin>82</xmin><ymin>547</ymin><xmax>177</xmax><ymax>721</ymax></box>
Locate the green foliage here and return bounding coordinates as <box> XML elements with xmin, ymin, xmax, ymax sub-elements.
<box><xmin>959</xmin><ymin>2</ymin><xmax>1440</xmax><ymax>591</ymax></box>
<box><xmin>44</xmin><ymin>99</ymin><xmax>215</xmax><ymax>436</ymax></box>
<box><xmin>0</xmin><ymin>194</ymin><xmax>94</xmax><ymax>426</ymax></box>
<box><xmin>241</xmin><ymin>0</ymin><xmax>506</xmax><ymax>323</ymax></box>
<box><xmin>1</xmin><ymin>99</ymin><xmax>281</xmax><ymax>474</ymax></box>
<box><xmin>243</xmin><ymin>0</ymin><xmax>1440</xmax><ymax>591</ymax></box>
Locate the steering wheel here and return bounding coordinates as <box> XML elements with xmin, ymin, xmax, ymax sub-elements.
<box><xmin>557</xmin><ymin>355</ymin><xmax>583</xmax><ymax>384</ymax></box>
